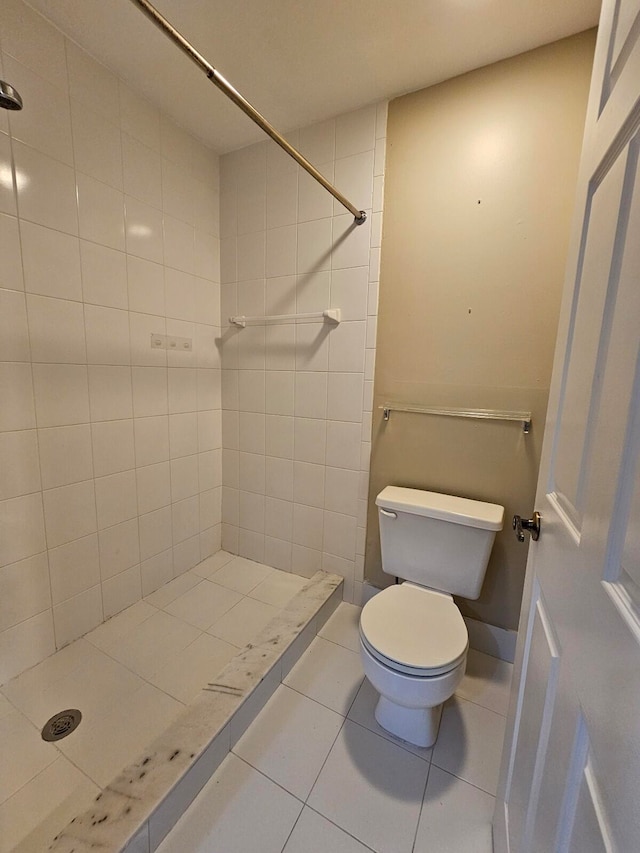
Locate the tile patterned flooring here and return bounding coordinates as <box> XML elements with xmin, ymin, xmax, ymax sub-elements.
<box><xmin>0</xmin><ymin>552</ymin><xmax>309</xmax><ymax>852</ymax></box>
<box><xmin>157</xmin><ymin>602</ymin><xmax>513</xmax><ymax>853</ymax></box>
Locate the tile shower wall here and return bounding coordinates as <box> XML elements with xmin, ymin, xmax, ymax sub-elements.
<box><xmin>220</xmin><ymin>103</ymin><xmax>386</xmax><ymax>604</ymax></box>
<box><xmin>0</xmin><ymin>0</ymin><xmax>221</xmax><ymax>683</ymax></box>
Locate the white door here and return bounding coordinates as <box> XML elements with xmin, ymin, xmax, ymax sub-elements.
<box><xmin>493</xmin><ymin>1</ymin><xmax>640</xmax><ymax>851</ymax></box>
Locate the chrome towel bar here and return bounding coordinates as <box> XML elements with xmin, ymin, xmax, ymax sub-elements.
<box><xmin>380</xmin><ymin>403</ymin><xmax>532</xmax><ymax>434</ymax></box>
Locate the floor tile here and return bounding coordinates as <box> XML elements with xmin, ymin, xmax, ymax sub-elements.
<box><xmin>2</xmin><ymin>638</ymin><xmax>103</xmax><ymax>697</ymax></box>
<box><xmin>210</xmin><ymin>555</ymin><xmax>274</xmax><ymax>593</ymax></box>
<box><xmin>318</xmin><ymin>602</ymin><xmax>362</xmax><ymax>652</ymax></box>
<box><xmin>0</xmin><ymin>709</ymin><xmax>58</xmax><ymax>804</ymax></box>
<box><xmin>191</xmin><ymin>550</ymin><xmax>235</xmax><ymax>579</ymax></box>
<box><xmin>248</xmin><ymin>570</ymin><xmax>308</xmax><ymax>607</ymax></box>
<box><xmin>149</xmin><ymin>633</ymin><xmax>238</xmax><ymax>703</ymax></box>
<box><xmin>347</xmin><ymin>677</ymin><xmax>432</xmax><ymax>761</ymax></box>
<box><xmin>414</xmin><ymin>765</ymin><xmax>495</xmax><ymax>853</ymax></box>
<box><xmin>4</xmin><ymin>647</ymin><xmax>143</xmax><ymax>729</ymax></box>
<box><xmin>57</xmin><ymin>681</ymin><xmax>183</xmax><ymax>787</ymax></box>
<box><xmin>164</xmin><ymin>580</ymin><xmax>243</xmax><ymax>630</ymax></box>
<box><xmin>144</xmin><ymin>571</ymin><xmax>202</xmax><ymax>609</ymax></box>
<box><xmin>0</xmin><ymin>694</ymin><xmax>13</xmax><ymax>720</ymax></box>
<box><xmin>0</xmin><ymin>755</ymin><xmax>97</xmax><ymax>853</ymax></box>
<box><xmin>156</xmin><ymin>754</ymin><xmax>303</xmax><ymax>853</ymax></box>
<box><xmin>284</xmin><ymin>637</ymin><xmax>364</xmax><ymax>715</ymax></box>
<box><xmin>283</xmin><ymin>807</ymin><xmax>374</xmax><ymax>853</ymax></box>
<box><xmin>456</xmin><ymin>649</ymin><xmax>513</xmax><ymax>716</ymax></box>
<box><xmin>308</xmin><ymin>720</ymin><xmax>429</xmax><ymax>853</ymax></box>
<box><xmin>85</xmin><ymin>600</ymin><xmax>158</xmax><ymax>651</ymax></box>
<box><xmin>233</xmin><ymin>685</ymin><xmax>343</xmax><ymax>799</ymax></box>
<box><xmin>102</xmin><ymin>609</ymin><xmax>201</xmax><ymax>681</ymax></box>
<box><xmin>432</xmin><ymin>696</ymin><xmax>506</xmax><ymax>795</ymax></box>
<box><xmin>207</xmin><ymin>596</ymin><xmax>280</xmax><ymax>648</ymax></box>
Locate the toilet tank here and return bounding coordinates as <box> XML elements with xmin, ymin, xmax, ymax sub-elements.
<box><xmin>376</xmin><ymin>486</ymin><xmax>504</xmax><ymax>599</ymax></box>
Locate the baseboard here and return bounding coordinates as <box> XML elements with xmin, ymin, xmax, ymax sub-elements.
<box><xmin>361</xmin><ymin>583</ymin><xmax>517</xmax><ymax>663</ymax></box>
<box><xmin>463</xmin><ymin>615</ymin><xmax>517</xmax><ymax>663</ymax></box>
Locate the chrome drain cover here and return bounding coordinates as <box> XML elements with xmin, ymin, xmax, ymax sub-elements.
<box><xmin>41</xmin><ymin>709</ymin><xmax>82</xmax><ymax>742</ymax></box>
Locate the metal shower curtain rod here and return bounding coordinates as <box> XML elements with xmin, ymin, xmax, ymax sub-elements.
<box><xmin>128</xmin><ymin>0</ymin><xmax>367</xmax><ymax>225</ymax></box>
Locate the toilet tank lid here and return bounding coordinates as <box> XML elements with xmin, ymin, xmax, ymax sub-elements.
<box><xmin>376</xmin><ymin>486</ymin><xmax>504</xmax><ymax>531</ymax></box>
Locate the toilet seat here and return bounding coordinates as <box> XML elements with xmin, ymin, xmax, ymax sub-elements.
<box><xmin>360</xmin><ymin>583</ymin><xmax>468</xmax><ymax>677</ymax></box>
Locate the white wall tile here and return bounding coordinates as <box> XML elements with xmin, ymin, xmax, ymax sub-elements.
<box><xmin>266</xmin><ymin>225</ymin><xmax>297</xmax><ymax>278</ymax></box>
<box><xmin>265</xmin><ymin>457</ymin><xmax>293</xmax><ymax>501</ymax></box>
<box><xmin>294</xmin><ymin>417</ymin><xmax>327</xmax><ymax>465</ymax></box>
<box><xmin>294</xmin><ymin>372</ymin><xmax>327</xmax><ymax>419</ymax></box>
<box><xmin>1</xmin><ymin>0</ymin><xmax>68</xmax><ymax>87</ymax></box>
<box><xmin>91</xmin><ymin>419</ymin><xmax>135</xmax><ymax>477</ymax></box>
<box><xmin>267</xmin><ymin>170</ymin><xmax>298</xmax><ymax>229</ymax></box>
<box><xmin>164</xmin><ymin>214</ymin><xmax>195</xmax><ymax>274</ymax></box>
<box><xmin>326</xmin><ymin>421</ymin><xmax>362</xmax><ymax>470</ymax></box>
<box><xmin>170</xmin><ymin>454</ymin><xmax>199</xmax><ymax>501</ymax></box>
<box><xmin>95</xmin><ymin>470</ymin><xmax>138</xmax><ymax>530</ymax></box>
<box><xmin>127</xmin><ymin>255</ymin><xmax>165</xmax><ymax>315</ymax></box>
<box><xmin>293</xmin><ymin>461</ymin><xmax>325</xmax><ymax>508</ymax></box>
<box><xmin>32</xmin><ymin>364</ymin><xmax>90</xmax><ymax>428</ymax></box>
<box><xmin>98</xmin><ymin>518</ymin><xmax>140</xmax><ymax>580</ymax></box>
<box><xmin>65</xmin><ymin>40</ymin><xmax>119</xmax><ymax>120</ymax></box>
<box><xmin>137</xmin><ymin>461</ymin><xmax>171</xmax><ymax>514</ymax></box>
<box><xmin>169</xmin><ymin>413</ymin><xmax>199</xmax><ymax>459</ymax></box>
<box><xmin>297</xmin><ymin>218</ymin><xmax>332</xmax><ymax>274</ymax></box>
<box><xmin>237</xmin><ymin>231</ymin><xmax>266</xmax><ymax>281</ymax></box>
<box><xmin>27</xmin><ymin>295</ymin><xmax>86</xmax><ymax>364</ymax></box>
<box><xmin>330</xmin><ymin>266</ymin><xmax>368</xmax><ymax>321</ymax></box>
<box><xmin>141</xmin><ymin>549</ymin><xmax>173</xmax><ymax>596</ymax></box>
<box><xmin>323</xmin><ymin>511</ymin><xmax>357</xmax><ymax>560</ymax></box>
<box><xmin>335</xmin><ymin>105</ymin><xmax>376</xmax><ymax>158</ymax></box>
<box><xmin>0</xmin><ymin>289</ymin><xmax>30</xmax><ymax>362</ymax></box>
<box><xmin>84</xmin><ymin>304</ymin><xmax>130</xmax><ymax>365</ymax></box>
<box><xmin>333</xmin><ymin>151</ymin><xmax>374</xmax><ymax>216</ymax></box>
<box><xmin>239</xmin><ymin>411</ymin><xmax>266</xmax><ymax>455</ymax></box>
<box><xmin>332</xmin><ymin>214</ymin><xmax>372</xmax><ymax>270</ymax></box>
<box><xmin>88</xmin><ymin>365</ymin><xmax>133</xmax><ymax>422</ymax></box>
<box><xmin>122</xmin><ymin>133</ymin><xmax>162</xmax><ymax>209</ymax></box>
<box><xmin>48</xmin><ymin>533</ymin><xmax>100</xmax><ymax>605</ymax></box>
<box><xmin>38</xmin><ymin>424</ymin><xmax>93</xmax><ymax>489</ymax></box>
<box><xmin>295</xmin><ymin>324</ymin><xmax>329</xmax><ymax>372</ymax></box>
<box><xmin>329</xmin><ymin>321</ymin><xmax>366</xmax><ymax>373</ymax></box>
<box><xmin>4</xmin><ymin>55</ymin><xmax>73</xmax><ymax>166</ymax></box>
<box><xmin>325</xmin><ymin>467</ymin><xmax>360</xmax><ymax>516</ymax></box>
<box><xmin>102</xmin><ymin>564</ymin><xmax>141</xmax><ymax>619</ymax></box>
<box><xmin>293</xmin><ymin>503</ymin><xmax>324</xmax><ymax>551</ymax></box>
<box><xmin>132</xmin><ymin>366</ymin><xmax>168</xmax><ymax>418</ymax></box>
<box><xmin>0</xmin><ymin>493</ymin><xmax>46</xmax><ymax>568</ymax></box>
<box><xmin>299</xmin><ymin>119</ymin><xmax>335</xmax><ymax>164</ymax></box>
<box><xmin>298</xmin><ymin>163</ymin><xmax>335</xmax><ymax>223</ymax></box>
<box><xmin>265</xmin><ymin>414</ymin><xmax>294</xmax><ymax>459</ymax></box>
<box><xmin>120</xmin><ymin>84</ymin><xmax>160</xmax><ymax>152</ymax></box>
<box><xmin>0</xmin><ymin>552</ymin><xmax>50</xmax><ymax>631</ymax></box>
<box><xmin>0</xmin><ymin>363</ymin><xmax>36</xmax><ymax>432</ymax></box>
<box><xmin>125</xmin><ymin>195</ymin><xmax>164</xmax><ymax>263</ymax></box>
<box><xmin>20</xmin><ymin>221</ymin><xmax>82</xmax><ymax>301</ymax></box>
<box><xmin>0</xmin><ymin>429</ymin><xmax>41</xmax><ymax>500</ymax></box>
<box><xmin>80</xmin><ymin>241</ymin><xmax>128</xmax><ymax>309</ymax></box>
<box><xmin>42</xmin><ymin>480</ymin><xmax>96</xmax><ymax>549</ymax></box>
<box><xmin>0</xmin><ymin>611</ymin><xmax>55</xmax><ymax>684</ymax></box>
<box><xmin>327</xmin><ymin>373</ymin><xmax>364</xmax><ymax>422</ymax></box>
<box><xmin>139</xmin><ymin>506</ymin><xmax>172</xmax><ymax>561</ymax></box>
<box><xmin>172</xmin><ymin>496</ymin><xmax>200</xmax><ymax>544</ymax></box>
<box><xmin>71</xmin><ymin>100</ymin><xmax>123</xmax><ymax>190</ymax></box>
<box><xmin>76</xmin><ymin>173</ymin><xmax>125</xmax><ymax>251</ymax></box>
<box><xmin>0</xmin><ymin>134</ymin><xmax>17</xmax><ymax>216</ymax></box>
<box><xmin>53</xmin><ymin>584</ymin><xmax>103</xmax><ymax>647</ymax></box>
<box><xmin>0</xmin><ymin>213</ymin><xmax>24</xmax><ymax>291</ymax></box>
<box><xmin>13</xmin><ymin>141</ymin><xmax>78</xmax><ymax>235</ymax></box>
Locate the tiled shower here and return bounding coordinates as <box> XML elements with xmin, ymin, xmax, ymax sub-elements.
<box><xmin>0</xmin><ymin>0</ymin><xmax>385</xmax><ymax>846</ymax></box>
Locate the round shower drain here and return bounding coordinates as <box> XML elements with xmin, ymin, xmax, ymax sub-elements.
<box><xmin>41</xmin><ymin>709</ymin><xmax>82</xmax><ymax>742</ymax></box>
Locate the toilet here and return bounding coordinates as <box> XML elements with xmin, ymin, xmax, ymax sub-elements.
<box><xmin>359</xmin><ymin>486</ymin><xmax>504</xmax><ymax>747</ymax></box>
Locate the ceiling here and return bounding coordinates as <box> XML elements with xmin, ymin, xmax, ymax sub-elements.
<box><xmin>25</xmin><ymin>0</ymin><xmax>600</xmax><ymax>153</ymax></box>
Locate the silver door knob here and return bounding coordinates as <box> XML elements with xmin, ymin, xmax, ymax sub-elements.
<box><xmin>513</xmin><ymin>512</ymin><xmax>541</xmax><ymax>542</ymax></box>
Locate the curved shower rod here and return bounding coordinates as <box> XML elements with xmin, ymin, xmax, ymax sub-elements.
<box><xmin>128</xmin><ymin>0</ymin><xmax>367</xmax><ymax>225</ymax></box>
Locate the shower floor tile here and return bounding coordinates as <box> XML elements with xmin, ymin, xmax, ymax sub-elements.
<box><xmin>159</xmin><ymin>603</ymin><xmax>513</xmax><ymax>853</ymax></box>
<box><xmin>0</xmin><ymin>552</ymin><xmax>316</xmax><ymax>850</ymax></box>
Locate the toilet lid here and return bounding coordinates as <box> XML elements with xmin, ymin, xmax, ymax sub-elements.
<box><xmin>360</xmin><ymin>584</ymin><xmax>468</xmax><ymax>676</ymax></box>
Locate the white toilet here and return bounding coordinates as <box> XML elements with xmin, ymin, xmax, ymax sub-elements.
<box><xmin>359</xmin><ymin>485</ymin><xmax>504</xmax><ymax>747</ymax></box>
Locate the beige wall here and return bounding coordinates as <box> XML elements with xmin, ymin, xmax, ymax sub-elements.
<box><xmin>366</xmin><ymin>31</ymin><xmax>595</xmax><ymax>631</ymax></box>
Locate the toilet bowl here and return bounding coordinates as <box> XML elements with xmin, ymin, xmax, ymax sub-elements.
<box><xmin>359</xmin><ymin>486</ymin><xmax>503</xmax><ymax>748</ymax></box>
<box><xmin>359</xmin><ymin>582</ymin><xmax>468</xmax><ymax>747</ymax></box>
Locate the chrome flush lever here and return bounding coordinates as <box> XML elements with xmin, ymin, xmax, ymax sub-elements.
<box><xmin>513</xmin><ymin>512</ymin><xmax>541</xmax><ymax>542</ymax></box>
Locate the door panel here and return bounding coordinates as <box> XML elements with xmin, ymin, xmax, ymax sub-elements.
<box><xmin>494</xmin><ymin>2</ymin><xmax>640</xmax><ymax>850</ymax></box>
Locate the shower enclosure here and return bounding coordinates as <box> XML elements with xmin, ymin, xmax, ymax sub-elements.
<box><xmin>0</xmin><ymin>0</ymin><xmax>384</xmax><ymax>847</ymax></box>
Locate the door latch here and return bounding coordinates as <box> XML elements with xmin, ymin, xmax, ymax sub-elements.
<box><xmin>513</xmin><ymin>511</ymin><xmax>541</xmax><ymax>542</ymax></box>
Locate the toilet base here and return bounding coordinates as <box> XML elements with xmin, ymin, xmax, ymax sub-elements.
<box><xmin>374</xmin><ymin>695</ymin><xmax>443</xmax><ymax>748</ymax></box>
